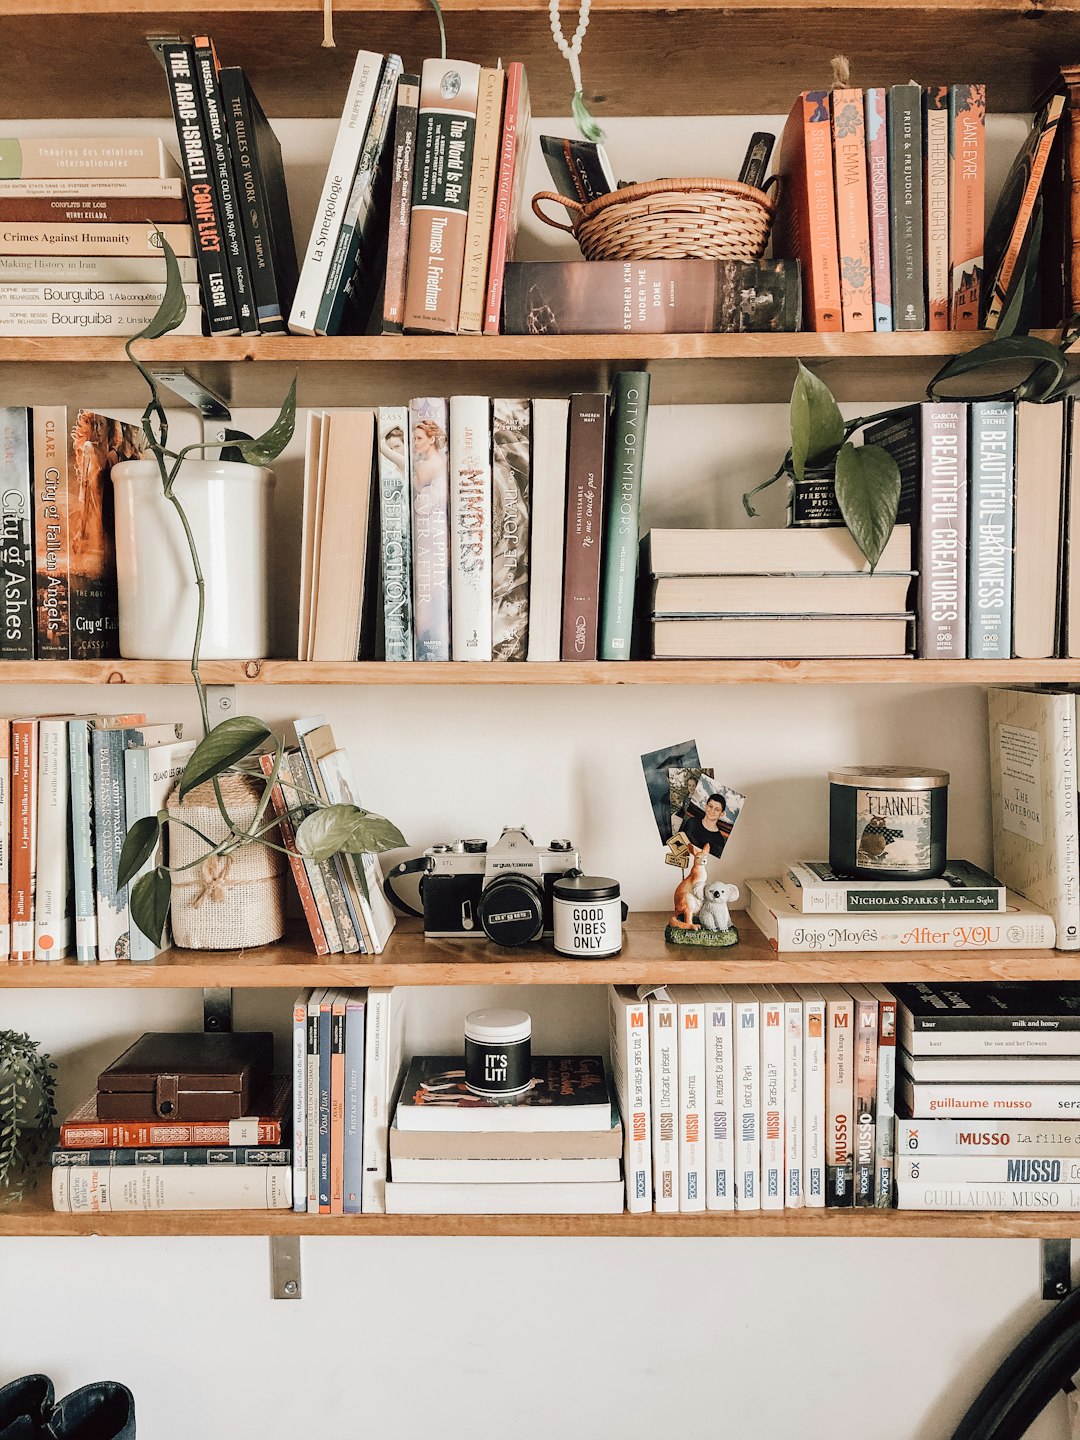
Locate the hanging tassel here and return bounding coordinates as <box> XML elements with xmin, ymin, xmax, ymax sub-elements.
<box><xmin>428</xmin><ymin>0</ymin><xmax>447</xmax><ymax>60</ymax></box>
<box><xmin>550</xmin><ymin>0</ymin><xmax>605</xmax><ymax>143</ymax></box>
<box><xmin>322</xmin><ymin>0</ymin><xmax>335</xmax><ymax>48</ymax></box>
<box><xmin>572</xmin><ymin>89</ymin><xmax>605</xmax><ymax>143</ymax></box>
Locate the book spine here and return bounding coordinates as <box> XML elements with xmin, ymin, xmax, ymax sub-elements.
<box><xmin>306</xmin><ymin>991</ymin><xmax>321</xmax><ymax>1210</ymax></box>
<box><xmin>898</xmin><ymin>1075</ymin><xmax>1080</xmax><ymax>1118</ymax></box>
<box><xmin>377</xmin><ymin>407</ymin><xmax>414</xmax><ymax>660</ymax></box>
<box><xmin>825</xmin><ymin>991</ymin><xmax>854</xmax><ymax>1206</ymax></box>
<box><xmin>802</xmin><ymin>994</ymin><xmax>826</xmax><ymax>1207</ymax></box>
<box><xmin>762</xmin><ymin>908</ymin><xmax>1056</xmax><ymax>950</ymax></box>
<box><xmin>33</xmin><ymin>719</ymin><xmax>70</xmax><ymax>960</ymax></box>
<box><xmin>483</xmin><ymin>63</ymin><xmax>528</xmax><ymax>334</ymax></box>
<box><xmin>733</xmin><ymin>998</ymin><xmax>760</xmax><ymax>1211</ymax></box>
<box><xmin>607</xmin><ymin>988</ymin><xmax>652</xmax><ymax>1213</ymax></box>
<box><xmin>649</xmin><ymin>995</ymin><xmax>679</xmax><ymax>1212</ymax></box>
<box><xmin>218</xmin><ymin>70</ymin><xmax>288</xmax><ymax>335</ymax></box>
<box><xmin>949</xmin><ymin>85</ymin><xmax>986</xmax><ymax>329</ymax></box>
<box><xmin>0</xmin><ymin>282</ymin><xmax>201</xmax><ymax>307</ymax></box>
<box><xmin>458</xmin><ymin>66</ymin><xmax>506</xmax><ymax>333</ymax></box>
<box><xmin>403</xmin><ymin>58</ymin><xmax>480</xmax><ymax>333</ymax></box>
<box><xmin>897</xmin><ymin>1118</ymin><xmax>1080</xmax><ymax>1154</ymax></box>
<box><xmin>258</xmin><ymin>752</ymin><xmax>332</xmax><ymax>955</ymax></box>
<box><xmin>918</xmin><ymin>402</ymin><xmax>968</xmax><ymax>658</ymax></box>
<box><xmin>53</xmin><ymin>1165</ymin><xmax>292</xmax><ymax>1211</ymax></box>
<box><xmin>783</xmin><ymin>994</ymin><xmax>804</xmax><ymax>1208</ymax></box>
<box><xmin>450</xmin><ymin>394</ymin><xmax>494</xmax><ymax>661</ymax></box>
<box><xmin>1055</xmin><ymin>695</ymin><xmax>1079</xmax><ymax>951</ymax></box>
<box><xmin>286</xmin><ymin>752</ymin><xmax>357</xmax><ymax>952</ymax></box>
<box><xmin>0</xmin><ymin>137</ymin><xmax>171</xmax><ymax>180</ymax></box>
<box><xmin>561</xmin><ymin>393</ymin><xmax>608</xmax><ymax>661</ymax></box>
<box><xmin>874</xmin><ymin>993</ymin><xmax>897</xmax><ymax>1206</ymax></box>
<box><xmin>783</xmin><ymin>866</ymin><xmax>1005</xmax><ymax>913</ymax></box>
<box><xmin>888</xmin><ymin>84</ymin><xmax>926</xmax><ymax>329</ymax></box>
<box><xmin>60</xmin><ymin>1116</ymin><xmax>284</xmax><ymax>1147</ymax></box>
<box><xmin>490</xmin><ymin>397</ymin><xmax>530</xmax><ymax>661</ymax></box>
<box><xmin>330</xmin><ymin>992</ymin><xmax>346</xmax><ymax>1214</ymax></box>
<box><xmin>852</xmin><ymin>992</ymin><xmax>879</xmax><ymax>1206</ymax></box>
<box><xmin>52</xmin><ymin>1146</ymin><xmax>291</xmax><ymax>1167</ymax></box>
<box><xmin>802</xmin><ymin>90</ymin><xmax>843</xmax><ymax>332</ymax></box>
<box><xmin>759</xmin><ymin>993</ymin><xmax>785</xmax><ymax>1211</ymax></box>
<box><xmin>0</xmin><ymin>179</ymin><xmax>185</xmax><ymax>197</ymax></box>
<box><xmin>0</xmin><ymin>255</ymin><xmax>199</xmax><ymax>284</ymax></box>
<box><xmin>362</xmin><ymin>986</ymin><xmax>405</xmax><ymax>1213</ymax></box>
<box><xmin>160</xmin><ymin>42</ymin><xmax>236</xmax><ymax>333</ymax></box>
<box><xmin>292</xmin><ymin>991</ymin><xmax>308</xmax><ymax>1212</ymax></box>
<box><xmin>831</xmin><ymin>88</ymin><xmax>873</xmax><ymax>331</ymax></box>
<box><xmin>865</xmin><ymin>89</ymin><xmax>893</xmax><ymax>331</ymax></box>
<box><xmin>0</xmin><ymin>721</ymin><xmax>9</xmax><ymax>961</ymax></box>
<box><xmin>382</xmin><ymin>74</ymin><xmax>420</xmax><ymax>334</ymax></box>
<box><xmin>967</xmin><ymin>401</ymin><xmax>1014</xmax><ymax>659</ymax></box>
<box><xmin>32</xmin><ymin>406</ymin><xmax>69</xmax><ymax>660</ymax></box>
<box><xmin>600</xmin><ymin>372</ymin><xmax>650</xmax><ymax>659</ymax></box>
<box><xmin>318</xmin><ymin>992</ymin><xmax>333</xmax><ymax>1212</ymax></box>
<box><xmin>924</xmin><ymin>87</ymin><xmax>950</xmax><ymax>331</ymax></box>
<box><xmin>9</xmin><ymin>720</ymin><xmax>35</xmax><ymax>962</ymax></box>
<box><xmin>896</xmin><ymin>1179</ymin><xmax>1080</xmax><ymax>1210</ymax></box>
<box><xmin>0</xmin><ymin>196</ymin><xmax>189</xmax><ymax>223</ymax></box>
<box><xmin>704</xmin><ymin>996</ymin><xmax>735</xmax><ymax>1211</ymax></box>
<box><xmin>409</xmin><ymin>397</ymin><xmax>451</xmax><ymax>661</ymax></box>
<box><xmin>290</xmin><ymin>50</ymin><xmax>383</xmax><ymax>334</ymax></box>
<box><xmin>526</xmin><ymin>398</ymin><xmax>569</xmax><ymax>661</ymax></box>
<box><xmin>91</xmin><ymin>728</ymin><xmax>128</xmax><ymax>962</ymax></box>
<box><xmin>678</xmin><ymin>998</ymin><xmax>706</xmax><ymax>1212</ymax></box>
<box><xmin>0</xmin><ymin>407</ymin><xmax>34</xmax><ymax>659</ymax></box>
<box><xmin>0</xmin><ymin>306</ymin><xmax>202</xmax><ymax>336</ymax></box>
<box><xmin>343</xmin><ymin>993</ymin><xmax>366</xmax><ymax>1214</ymax></box>
<box><xmin>192</xmin><ymin>37</ymin><xmax>255</xmax><ymax>333</ymax></box>
<box><xmin>69</xmin><ymin>410</ymin><xmax>137</xmax><ymax>661</ymax></box>
<box><xmin>898</xmin><ymin>1155</ymin><xmax>1080</xmax><ymax>1184</ymax></box>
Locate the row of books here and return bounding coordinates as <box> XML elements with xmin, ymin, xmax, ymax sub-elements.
<box><xmin>298</xmin><ymin>374</ymin><xmax>650</xmax><ymax>663</ymax></box>
<box><xmin>0</xmin><ymin>136</ymin><xmax>203</xmax><ymax>336</ymax></box>
<box><xmin>0</xmin><ymin>405</ymin><xmax>143</xmax><ymax>661</ymax></box>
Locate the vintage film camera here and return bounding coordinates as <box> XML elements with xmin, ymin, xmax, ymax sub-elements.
<box><xmin>384</xmin><ymin>827</ymin><xmax>581</xmax><ymax>946</ymax></box>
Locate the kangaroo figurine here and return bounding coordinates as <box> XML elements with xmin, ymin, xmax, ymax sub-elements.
<box><xmin>668</xmin><ymin>842</ymin><xmax>710</xmax><ymax>930</ymax></box>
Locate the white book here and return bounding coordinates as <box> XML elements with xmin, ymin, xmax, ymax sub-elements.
<box><xmin>124</xmin><ymin>738</ymin><xmax>195</xmax><ymax>962</ymax></box>
<box><xmin>0</xmin><ymin>282</ymin><xmax>202</xmax><ymax>307</ymax></box>
<box><xmin>289</xmin><ymin>49</ymin><xmax>385</xmax><ymax>334</ymax></box>
<box><xmin>33</xmin><ymin>717</ymin><xmax>70</xmax><ymax>961</ymax></box>
<box><xmin>752</xmin><ymin>985</ymin><xmax>785</xmax><ymax>1211</ymax></box>
<box><xmin>899</xmin><ymin>1026</ymin><xmax>1080</xmax><ymax>1057</ymax></box>
<box><xmin>389</xmin><ymin>1156</ymin><xmax>621</xmax><ymax>1182</ymax></box>
<box><xmin>902</xmin><ymin>1052</ymin><xmax>1080</xmax><ymax>1082</ymax></box>
<box><xmin>361</xmin><ymin>986</ymin><xmax>407</xmax><ymax>1212</ymax></box>
<box><xmin>292</xmin><ymin>990</ymin><xmax>309</xmax><ymax>1214</ymax></box>
<box><xmin>52</xmin><ymin>1165</ymin><xmax>292</xmax><ymax>1212</ymax></box>
<box><xmin>729</xmin><ymin>985</ymin><xmax>761</xmax><ymax>1212</ymax></box>
<box><xmin>694</xmin><ymin>985</ymin><xmax>735</xmax><ymax>1212</ymax></box>
<box><xmin>896</xmin><ymin>1180</ymin><xmax>1080</xmax><ymax>1211</ymax></box>
<box><xmin>897</xmin><ymin>1155</ymin><xmax>1080</xmax><ymax>1184</ymax></box>
<box><xmin>797</xmin><ymin>986</ymin><xmax>826</xmax><ymax>1207</ymax></box>
<box><xmin>527</xmin><ymin>398</ymin><xmax>569</xmax><ymax>661</ymax></box>
<box><xmin>776</xmin><ymin>984</ymin><xmax>804</xmax><ymax>1209</ymax></box>
<box><xmin>647</xmin><ymin>989</ymin><xmax>679</xmax><ymax>1212</ymax></box>
<box><xmin>384</xmin><ymin>1180</ymin><xmax>625</xmax><ymax>1215</ymax></box>
<box><xmin>896</xmin><ymin>1118</ymin><xmax>1080</xmax><ymax>1156</ymax></box>
<box><xmin>746</xmin><ymin>877</ymin><xmax>1056</xmax><ymax>951</ymax></box>
<box><xmin>0</xmin><ymin>255</ymin><xmax>199</xmax><ymax>284</ymax></box>
<box><xmin>867</xmin><ymin>983</ymin><xmax>897</xmax><ymax>1207</ymax></box>
<box><xmin>674</xmin><ymin>989</ymin><xmax>706</xmax><ymax>1212</ymax></box>
<box><xmin>448</xmin><ymin>395</ymin><xmax>493</xmax><ymax>660</ymax></box>
<box><xmin>988</xmin><ymin>687</ymin><xmax>1080</xmax><ymax>951</ymax></box>
<box><xmin>0</xmin><ymin>303</ymin><xmax>203</xmax><ymax>336</ymax></box>
<box><xmin>297</xmin><ymin>410</ymin><xmax>324</xmax><ymax>661</ymax></box>
<box><xmin>899</xmin><ymin>1074</ymin><xmax>1080</xmax><ymax>1119</ymax></box>
<box><xmin>306</xmin><ymin>988</ymin><xmax>325</xmax><ymax>1212</ymax></box>
<box><xmin>607</xmin><ymin>985</ymin><xmax>652</xmax><ymax>1213</ymax></box>
<box><xmin>0</xmin><ymin>179</ymin><xmax>186</xmax><ymax>198</ymax></box>
<box><xmin>819</xmin><ymin>983</ymin><xmax>855</xmax><ymax>1207</ymax></box>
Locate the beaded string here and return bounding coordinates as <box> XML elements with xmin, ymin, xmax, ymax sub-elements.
<box><xmin>548</xmin><ymin>0</ymin><xmax>605</xmax><ymax>141</ymax></box>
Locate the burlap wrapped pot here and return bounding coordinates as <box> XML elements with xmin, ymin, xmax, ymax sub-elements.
<box><xmin>167</xmin><ymin>772</ymin><xmax>287</xmax><ymax>949</ymax></box>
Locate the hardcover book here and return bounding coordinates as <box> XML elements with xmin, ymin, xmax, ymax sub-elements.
<box><xmin>0</xmin><ymin>406</ymin><xmax>33</xmax><ymax>659</ymax></box>
<box><xmin>32</xmin><ymin>406</ymin><xmax>69</xmax><ymax>660</ymax></box>
<box><xmin>193</xmin><ymin>36</ymin><xmax>255</xmax><ymax>333</ymax></box>
<box><xmin>490</xmin><ymin>398</ymin><xmax>530</xmax><ymax>660</ymax></box>
<box><xmin>562</xmin><ymin>393</ymin><xmax>607</xmax><ymax>660</ymax></box>
<box><xmin>918</xmin><ymin>402</ymin><xmax>968</xmax><ymax>658</ymax></box>
<box><xmin>409</xmin><ymin>397</ymin><xmax>451</xmax><ymax>661</ymax></box>
<box><xmin>0</xmin><ymin>137</ymin><xmax>178</xmax><ymax>179</ymax></box>
<box><xmin>967</xmin><ymin>401</ymin><xmax>1014</xmax><ymax>659</ymax></box>
<box><xmin>888</xmin><ymin>83</ymin><xmax>926</xmax><ymax>329</ymax></box>
<box><xmin>52</xmin><ymin>1165</ymin><xmax>292</xmax><ymax>1212</ymax></box>
<box><xmin>449</xmin><ymin>395</ymin><xmax>493</xmax><ymax>661</ymax></box>
<box><xmin>483</xmin><ymin>62</ymin><xmax>531</xmax><ymax>335</ymax></box>
<box><xmin>458</xmin><ymin>66</ymin><xmax>506</xmax><ymax>334</ymax></box>
<box><xmin>376</xmin><ymin>407</ymin><xmax>414</xmax><ymax>661</ymax></box>
<box><xmin>396</xmin><ymin>1055</ymin><xmax>610</xmax><ymax>1132</ymax></box>
<box><xmin>924</xmin><ymin>86</ymin><xmax>950</xmax><ymax>331</ymax></box>
<box><xmin>782</xmin><ymin>859</ymin><xmax>1005</xmax><ymax>913</ymax></box>
<box><xmin>1013</xmin><ymin>400</ymin><xmax>1065</xmax><ymax>659</ymax></box>
<box><xmin>526</xmin><ymin>398</ymin><xmax>569</xmax><ymax>662</ymax></box>
<box><xmin>59</xmin><ymin>1074</ymin><xmax>290</xmax><ymax>1147</ymax></box>
<box><xmin>771</xmin><ymin>91</ymin><xmax>842</xmax><ymax>330</ymax></box>
<box><xmin>864</xmin><ymin>89</ymin><xmax>892</xmax><ymax>331</ymax></box>
<box><xmin>0</xmin><ymin>306</ymin><xmax>202</xmax><ymax>337</ymax></box>
<box><xmin>384</xmin><ymin>1180</ymin><xmax>624</xmax><ymax>1214</ymax></box>
<box><xmin>949</xmin><ymin>84</ymin><xmax>986</xmax><ymax>328</ymax></box>
<box><xmin>0</xmin><ymin>196</ymin><xmax>189</xmax><ymax>224</ymax></box>
<box><xmin>51</xmin><ymin>1145</ymin><xmax>291</xmax><ymax>1167</ymax></box>
<box><xmin>831</xmin><ymin>87</ymin><xmax>873</xmax><ymax>331</ymax></box>
<box><xmin>381</xmin><ymin>73</ymin><xmax>420</xmax><ymax>334</ymax></box>
<box><xmin>600</xmin><ymin>372</ymin><xmax>650</xmax><ymax>659</ymax></box>
<box><xmin>0</xmin><ymin>224</ymin><xmax>194</xmax><ymax>257</ymax></box>
<box><xmin>607</xmin><ymin>985</ymin><xmax>652</xmax><ymax>1212</ymax></box>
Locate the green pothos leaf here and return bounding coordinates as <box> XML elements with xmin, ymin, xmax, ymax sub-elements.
<box><xmin>790</xmin><ymin>361</ymin><xmax>845</xmax><ymax>481</ymax></box>
<box><xmin>179</xmin><ymin>716</ymin><xmax>273</xmax><ymax>799</ymax></box>
<box><xmin>132</xmin><ymin>228</ymin><xmax>188</xmax><ymax>341</ymax></box>
<box><xmin>230</xmin><ymin>377</ymin><xmax>297</xmax><ymax>466</ymax></box>
<box><xmin>130</xmin><ymin>868</ymin><xmax>172</xmax><ymax>947</ymax></box>
<box><xmin>118</xmin><ymin>814</ymin><xmax>162</xmax><ymax>892</ymax></box>
<box><xmin>833</xmin><ymin>441</ymin><xmax>901</xmax><ymax>572</ymax></box>
<box><xmin>928</xmin><ymin>335</ymin><xmax>1068</xmax><ymax>403</ymax></box>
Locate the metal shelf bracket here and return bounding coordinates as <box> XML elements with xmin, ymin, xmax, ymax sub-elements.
<box><xmin>202</xmin><ymin>988</ymin><xmax>233</xmax><ymax>1033</ymax></box>
<box><xmin>1041</xmin><ymin>1239</ymin><xmax>1073</xmax><ymax>1299</ymax></box>
<box><xmin>270</xmin><ymin>1236</ymin><xmax>302</xmax><ymax>1300</ymax></box>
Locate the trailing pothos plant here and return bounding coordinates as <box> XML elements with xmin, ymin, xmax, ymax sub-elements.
<box><xmin>0</xmin><ymin>1030</ymin><xmax>56</xmax><ymax>1202</ymax></box>
<box><xmin>117</xmin><ymin>232</ymin><xmax>405</xmax><ymax>948</ymax></box>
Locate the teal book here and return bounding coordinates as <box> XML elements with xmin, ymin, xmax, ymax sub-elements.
<box><xmin>599</xmin><ymin>372</ymin><xmax>650</xmax><ymax>660</ymax></box>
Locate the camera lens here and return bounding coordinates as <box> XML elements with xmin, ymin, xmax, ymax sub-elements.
<box><xmin>477</xmin><ymin>872</ymin><xmax>545</xmax><ymax>947</ymax></box>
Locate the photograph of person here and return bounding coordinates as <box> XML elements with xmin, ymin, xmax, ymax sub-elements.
<box><xmin>678</xmin><ymin>776</ymin><xmax>746</xmax><ymax>858</ymax></box>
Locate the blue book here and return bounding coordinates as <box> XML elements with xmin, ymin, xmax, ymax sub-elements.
<box><xmin>318</xmin><ymin>988</ymin><xmax>334</xmax><ymax>1211</ymax></box>
<box><xmin>967</xmin><ymin>401</ymin><xmax>1015</xmax><ymax>659</ymax></box>
<box><xmin>343</xmin><ymin>990</ymin><xmax>366</xmax><ymax>1214</ymax></box>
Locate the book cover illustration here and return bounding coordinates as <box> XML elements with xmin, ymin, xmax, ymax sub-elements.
<box><xmin>491</xmin><ymin>398</ymin><xmax>530</xmax><ymax>660</ymax></box>
<box><xmin>400</xmin><ymin>1055</ymin><xmax>607</xmax><ymax>1112</ymax></box>
<box><xmin>377</xmin><ymin>407</ymin><xmax>413</xmax><ymax>661</ymax></box>
<box><xmin>949</xmin><ymin>84</ymin><xmax>986</xmax><ymax>328</ymax></box>
<box><xmin>831</xmin><ymin>87</ymin><xmax>873</xmax><ymax>331</ymax></box>
<box><xmin>0</xmin><ymin>406</ymin><xmax>33</xmax><ymax>659</ymax></box>
<box><xmin>865</xmin><ymin>89</ymin><xmax>892</xmax><ymax>331</ymax></box>
<box><xmin>409</xmin><ymin>397</ymin><xmax>451</xmax><ymax>661</ymax></box>
<box><xmin>68</xmin><ymin>411</ymin><xmax>145</xmax><ymax>660</ymax></box>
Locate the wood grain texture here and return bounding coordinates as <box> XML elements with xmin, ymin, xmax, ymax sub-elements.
<box><xmin>1</xmin><ymin>912</ymin><xmax>1074</xmax><ymax>988</ymax></box>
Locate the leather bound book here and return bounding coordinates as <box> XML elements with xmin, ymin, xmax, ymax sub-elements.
<box><xmin>96</xmin><ymin>1031</ymin><xmax>274</xmax><ymax>1122</ymax></box>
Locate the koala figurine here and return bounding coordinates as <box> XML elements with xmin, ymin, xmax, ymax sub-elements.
<box><xmin>696</xmin><ymin>880</ymin><xmax>739</xmax><ymax>933</ymax></box>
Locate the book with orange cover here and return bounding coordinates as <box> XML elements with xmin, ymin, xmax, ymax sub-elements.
<box><xmin>949</xmin><ymin>84</ymin><xmax>986</xmax><ymax>329</ymax></box>
<box><xmin>924</xmin><ymin>86</ymin><xmax>950</xmax><ymax>331</ymax></box>
<box><xmin>772</xmin><ymin>91</ymin><xmax>842</xmax><ymax>332</ymax></box>
<box><xmin>59</xmin><ymin>1076</ymin><xmax>291</xmax><ymax>1148</ymax></box>
<box><xmin>831</xmin><ymin>88</ymin><xmax>872</xmax><ymax>331</ymax></box>
<box><xmin>483</xmin><ymin>62</ymin><xmax>530</xmax><ymax>335</ymax></box>
<box><xmin>258</xmin><ymin>750</ymin><xmax>333</xmax><ymax>956</ymax></box>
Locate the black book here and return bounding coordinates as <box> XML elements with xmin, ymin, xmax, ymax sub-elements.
<box><xmin>160</xmin><ymin>40</ymin><xmax>239</xmax><ymax>335</ymax></box>
<box><xmin>219</xmin><ymin>66</ymin><xmax>299</xmax><ymax>335</ymax></box>
<box><xmin>887</xmin><ymin>83</ymin><xmax>925</xmax><ymax>330</ymax></box>
<box><xmin>193</xmin><ymin>37</ymin><xmax>257</xmax><ymax>335</ymax></box>
<box><xmin>860</xmin><ymin>405</ymin><xmax>920</xmax><ymax>525</ymax></box>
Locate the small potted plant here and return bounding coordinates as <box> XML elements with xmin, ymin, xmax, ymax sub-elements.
<box><xmin>0</xmin><ymin>1031</ymin><xmax>56</xmax><ymax>1203</ymax></box>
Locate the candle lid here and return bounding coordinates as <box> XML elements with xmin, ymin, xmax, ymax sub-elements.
<box><xmin>828</xmin><ymin>766</ymin><xmax>950</xmax><ymax>790</ymax></box>
<box><xmin>552</xmin><ymin>873</ymin><xmax>621</xmax><ymax>901</ymax></box>
<box><xmin>464</xmin><ymin>1009</ymin><xmax>532</xmax><ymax>1045</ymax></box>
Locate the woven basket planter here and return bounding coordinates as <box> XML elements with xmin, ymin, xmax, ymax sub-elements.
<box><xmin>167</xmin><ymin>773</ymin><xmax>287</xmax><ymax>950</ymax></box>
<box><xmin>531</xmin><ymin>177</ymin><xmax>776</xmax><ymax>262</ymax></box>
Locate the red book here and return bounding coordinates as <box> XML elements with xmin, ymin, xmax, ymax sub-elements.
<box><xmin>0</xmin><ymin>195</ymin><xmax>189</xmax><ymax>223</ymax></box>
<box><xmin>772</xmin><ymin>91</ymin><xmax>842</xmax><ymax>332</ymax></box>
<box><xmin>924</xmin><ymin>86</ymin><xmax>950</xmax><ymax>331</ymax></box>
<box><xmin>9</xmin><ymin>718</ymin><xmax>36</xmax><ymax>963</ymax></box>
<box><xmin>831</xmin><ymin>87</ymin><xmax>873</xmax><ymax>331</ymax></box>
<box><xmin>949</xmin><ymin>84</ymin><xmax>986</xmax><ymax>329</ymax></box>
<box><xmin>483</xmin><ymin>62</ymin><xmax>531</xmax><ymax>335</ymax></box>
<box><xmin>0</xmin><ymin>719</ymin><xmax>9</xmax><ymax>963</ymax></box>
<box><xmin>258</xmin><ymin>751</ymin><xmax>331</xmax><ymax>955</ymax></box>
<box><xmin>561</xmin><ymin>393</ymin><xmax>607</xmax><ymax>661</ymax></box>
<box><xmin>59</xmin><ymin>1076</ymin><xmax>290</xmax><ymax>1148</ymax></box>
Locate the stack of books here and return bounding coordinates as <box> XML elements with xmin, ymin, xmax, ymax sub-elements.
<box><xmin>892</xmin><ymin>982</ymin><xmax>1080</xmax><ymax>1211</ymax></box>
<box><xmin>385</xmin><ymin>1054</ymin><xmax>623</xmax><ymax>1213</ymax></box>
<box><xmin>609</xmin><ymin>983</ymin><xmax>898</xmax><ymax>1212</ymax></box>
<box><xmin>0</xmin><ymin>135</ymin><xmax>200</xmax><ymax>335</ymax></box>
<box><xmin>642</xmin><ymin>524</ymin><xmax>914</xmax><ymax>659</ymax></box>
<box><xmin>299</xmin><ymin>374</ymin><xmax>650</xmax><ymax>663</ymax></box>
<box><xmin>51</xmin><ymin>1034</ymin><xmax>292</xmax><ymax>1214</ymax></box>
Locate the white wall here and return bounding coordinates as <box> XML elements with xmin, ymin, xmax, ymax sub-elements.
<box><xmin>0</xmin><ymin>105</ymin><xmax>1070</xmax><ymax>1440</ymax></box>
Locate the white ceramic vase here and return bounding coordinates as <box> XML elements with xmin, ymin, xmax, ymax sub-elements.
<box><xmin>112</xmin><ymin>459</ymin><xmax>275</xmax><ymax>660</ymax></box>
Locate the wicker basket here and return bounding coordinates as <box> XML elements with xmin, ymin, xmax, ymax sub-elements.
<box><xmin>167</xmin><ymin>772</ymin><xmax>287</xmax><ymax>951</ymax></box>
<box><xmin>531</xmin><ymin>177</ymin><xmax>776</xmax><ymax>262</ymax></box>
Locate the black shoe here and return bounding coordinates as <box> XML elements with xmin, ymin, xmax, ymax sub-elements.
<box><xmin>0</xmin><ymin>1375</ymin><xmax>54</xmax><ymax>1440</ymax></box>
<box><xmin>46</xmin><ymin>1385</ymin><xmax>134</xmax><ymax>1440</ymax></box>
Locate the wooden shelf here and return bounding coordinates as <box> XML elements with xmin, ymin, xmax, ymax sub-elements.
<box><xmin>1</xmin><ymin>911</ymin><xmax>1073</xmax><ymax>988</ymax></box>
<box><xmin>1</xmin><ymin>1</ymin><xmax>1076</xmax><ymax>119</ymax></box>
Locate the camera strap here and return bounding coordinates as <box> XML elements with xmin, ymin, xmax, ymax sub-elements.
<box><xmin>382</xmin><ymin>855</ymin><xmax>428</xmax><ymax>919</ymax></box>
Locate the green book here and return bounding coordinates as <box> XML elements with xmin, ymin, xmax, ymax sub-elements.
<box><xmin>599</xmin><ymin>371</ymin><xmax>650</xmax><ymax>660</ymax></box>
